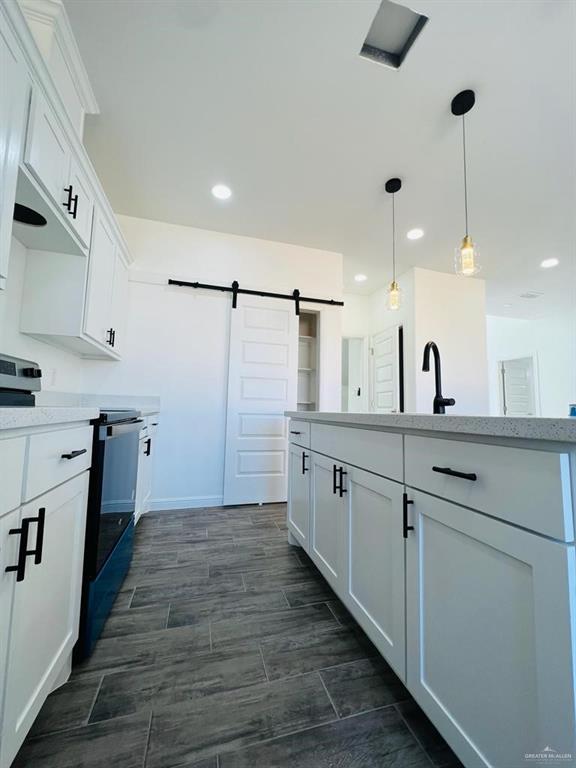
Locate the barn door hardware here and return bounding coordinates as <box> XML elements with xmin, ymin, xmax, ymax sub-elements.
<box><xmin>167</xmin><ymin>279</ymin><xmax>344</xmax><ymax>316</ymax></box>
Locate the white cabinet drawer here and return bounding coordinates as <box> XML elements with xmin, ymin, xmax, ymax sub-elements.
<box><xmin>289</xmin><ymin>419</ymin><xmax>310</xmax><ymax>448</ymax></box>
<box><xmin>405</xmin><ymin>435</ymin><xmax>574</xmax><ymax>541</ymax></box>
<box><xmin>312</xmin><ymin>424</ymin><xmax>403</xmax><ymax>483</ymax></box>
<box><xmin>25</xmin><ymin>425</ymin><xmax>93</xmax><ymax>502</ymax></box>
<box><xmin>0</xmin><ymin>437</ymin><xmax>26</xmax><ymax>517</ymax></box>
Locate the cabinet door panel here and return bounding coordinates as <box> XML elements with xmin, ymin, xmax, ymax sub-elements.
<box><xmin>344</xmin><ymin>466</ymin><xmax>405</xmax><ymax>679</ymax></box>
<box><xmin>310</xmin><ymin>452</ymin><xmax>345</xmax><ymax>591</ymax></box>
<box><xmin>64</xmin><ymin>155</ymin><xmax>94</xmax><ymax>248</ymax></box>
<box><xmin>288</xmin><ymin>443</ymin><xmax>310</xmax><ymax>549</ymax></box>
<box><xmin>24</xmin><ymin>89</ymin><xmax>69</xmax><ymax>206</ymax></box>
<box><xmin>0</xmin><ymin>508</ymin><xmax>21</xmax><ymax>734</ymax></box>
<box><xmin>406</xmin><ymin>489</ymin><xmax>576</xmax><ymax>768</ymax></box>
<box><xmin>0</xmin><ymin>473</ymin><xmax>89</xmax><ymax>768</ymax></box>
<box><xmin>0</xmin><ymin>24</ymin><xmax>28</xmax><ymax>288</ymax></box>
<box><xmin>83</xmin><ymin>209</ymin><xmax>116</xmax><ymax>347</ymax></box>
<box><xmin>109</xmin><ymin>252</ymin><xmax>129</xmax><ymax>356</ymax></box>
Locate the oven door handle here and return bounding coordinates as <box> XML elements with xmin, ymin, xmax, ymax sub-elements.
<box><xmin>104</xmin><ymin>419</ymin><xmax>144</xmax><ymax>437</ymax></box>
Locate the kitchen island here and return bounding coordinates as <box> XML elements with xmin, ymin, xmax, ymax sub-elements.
<box><xmin>286</xmin><ymin>411</ymin><xmax>576</xmax><ymax>768</ymax></box>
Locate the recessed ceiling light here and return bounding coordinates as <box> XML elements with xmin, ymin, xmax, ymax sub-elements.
<box><xmin>211</xmin><ymin>184</ymin><xmax>232</xmax><ymax>200</ymax></box>
<box><xmin>354</xmin><ymin>274</ymin><xmax>368</xmax><ymax>282</ymax></box>
<box><xmin>407</xmin><ymin>228</ymin><xmax>424</xmax><ymax>240</ymax></box>
<box><xmin>540</xmin><ymin>257</ymin><xmax>559</xmax><ymax>269</ymax></box>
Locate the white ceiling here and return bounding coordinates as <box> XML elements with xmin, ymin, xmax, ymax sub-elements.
<box><xmin>64</xmin><ymin>0</ymin><xmax>576</xmax><ymax>319</ymax></box>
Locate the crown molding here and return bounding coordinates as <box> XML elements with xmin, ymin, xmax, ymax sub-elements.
<box><xmin>18</xmin><ymin>0</ymin><xmax>99</xmax><ymax>114</ymax></box>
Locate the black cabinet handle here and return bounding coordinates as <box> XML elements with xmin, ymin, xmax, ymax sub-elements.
<box><xmin>63</xmin><ymin>185</ymin><xmax>73</xmax><ymax>212</ymax></box>
<box><xmin>30</xmin><ymin>508</ymin><xmax>46</xmax><ymax>565</ymax></box>
<box><xmin>337</xmin><ymin>467</ymin><xmax>347</xmax><ymax>497</ymax></box>
<box><xmin>301</xmin><ymin>451</ymin><xmax>309</xmax><ymax>474</ymax></box>
<box><xmin>61</xmin><ymin>448</ymin><xmax>87</xmax><ymax>460</ymax></box>
<box><xmin>145</xmin><ymin>437</ymin><xmax>152</xmax><ymax>456</ymax></box>
<box><xmin>290</xmin><ymin>430</ymin><xmax>301</xmax><ymax>435</ymax></box>
<box><xmin>106</xmin><ymin>328</ymin><xmax>114</xmax><ymax>346</ymax></box>
<box><xmin>332</xmin><ymin>464</ymin><xmax>338</xmax><ymax>495</ymax></box>
<box><xmin>111</xmin><ymin>329</ymin><xmax>116</xmax><ymax>348</ymax></box>
<box><xmin>403</xmin><ymin>493</ymin><xmax>414</xmax><ymax>538</ymax></box>
<box><xmin>70</xmin><ymin>193</ymin><xmax>78</xmax><ymax>220</ymax></box>
<box><xmin>432</xmin><ymin>466</ymin><xmax>477</xmax><ymax>482</ymax></box>
<box><xmin>5</xmin><ymin>518</ymin><xmax>32</xmax><ymax>582</ymax></box>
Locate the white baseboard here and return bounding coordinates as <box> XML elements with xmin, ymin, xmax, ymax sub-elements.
<box><xmin>148</xmin><ymin>496</ymin><xmax>224</xmax><ymax>512</ymax></box>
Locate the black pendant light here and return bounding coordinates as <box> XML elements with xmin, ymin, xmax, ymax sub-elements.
<box><xmin>385</xmin><ymin>177</ymin><xmax>402</xmax><ymax>310</ymax></box>
<box><xmin>451</xmin><ymin>89</ymin><xmax>480</xmax><ymax>276</ymax></box>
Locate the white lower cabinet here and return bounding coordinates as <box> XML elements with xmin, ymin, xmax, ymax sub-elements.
<box><xmin>0</xmin><ymin>507</ymin><xmax>21</xmax><ymax>745</ymax></box>
<box><xmin>343</xmin><ymin>465</ymin><xmax>406</xmax><ymax>680</ymax></box>
<box><xmin>0</xmin><ymin>470</ymin><xmax>89</xmax><ymax>768</ymax></box>
<box><xmin>287</xmin><ymin>442</ymin><xmax>310</xmax><ymax>550</ymax></box>
<box><xmin>310</xmin><ymin>452</ymin><xmax>346</xmax><ymax>592</ymax></box>
<box><xmin>291</xmin><ymin>418</ymin><xmax>576</xmax><ymax>768</ymax></box>
<box><xmin>406</xmin><ymin>488</ymin><xmax>576</xmax><ymax>768</ymax></box>
<box><xmin>135</xmin><ymin>417</ymin><xmax>159</xmax><ymax>524</ymax></box>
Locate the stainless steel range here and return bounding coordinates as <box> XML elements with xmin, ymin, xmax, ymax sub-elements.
<box><xmin>0</xmin><ymin>353</ymin><xmax>42</xmax><ymax>406</ymax></box>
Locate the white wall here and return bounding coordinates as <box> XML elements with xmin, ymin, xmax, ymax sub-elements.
<box><xmin>0</xmin><ymin>237</ymin><xmax>84</xmax><ymax>391</ymax></box>
<box><xmin>351</xmin><ymin>268</ymin><xmax>489</xmax><ymax>415</ymax></box>
<box><xmin>487</xmin><ymin>313</ymin><xmax>576</xmax><ymax>417</ymax></box>
<box><xmin>82</xmin><ymin>215</ymin><xmax>343</xmax><ymax>510</ymax></box>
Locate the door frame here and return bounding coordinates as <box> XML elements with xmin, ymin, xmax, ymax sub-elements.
<box><xmin>341</xmin><ymin>335</ymin><xmax>369</xmax><ymax>412</ymax></box>
<box><xmin>369</xmin><ymin>324</ymin><xmax>404</xmax><ymax>413</ymax></box>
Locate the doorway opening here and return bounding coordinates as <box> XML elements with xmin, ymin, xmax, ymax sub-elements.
<box><xmin>341</xmin><ymin>337</ymin><xmax>367</xmax><ymax>412</ymax></box>
<box><xmin>499</xmin><ymin>356</ymin><xmax>539</xmax><ymax>416</ymax></box>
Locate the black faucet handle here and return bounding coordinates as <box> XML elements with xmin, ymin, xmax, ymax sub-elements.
<box><xmin>438</xmin><ymin>397</ymin><xmax>455</xmax><ymax>408</ymax></box>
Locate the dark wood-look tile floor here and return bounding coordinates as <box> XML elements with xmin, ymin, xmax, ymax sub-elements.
<box><xmin>14</xmin><ymin>504</ymin><xmax>463</xmax><ymax>768</ymax></box>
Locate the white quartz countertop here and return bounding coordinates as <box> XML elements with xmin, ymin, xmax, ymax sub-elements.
<box><xmin>285</xmin><ymin>411</ymin><xmax>576</xmax><ymax>443</ymax></box>
<box><xmin>0</xmin><ymin>406</ymin><xmax>99</xmax><ymax>431</ymax></box>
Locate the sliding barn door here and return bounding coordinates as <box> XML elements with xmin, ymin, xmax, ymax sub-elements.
<box><xmin>223</xmin><ymin>295</ymin><xmax>298</xmax><ymax>505</ymax></box>
<box><xmin>370</xmin><ymin>326</ymin><xmax>401</xmax><ymax>413</ymax></box>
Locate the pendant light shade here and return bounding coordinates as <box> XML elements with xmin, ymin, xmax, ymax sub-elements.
<box><xmin>451</xmin><ymin>89</ymin><xmax>481</xmax><ymax>277</ymax></box>
<box><xmin>385</xmin><ymin>177</ymin><xmax>402</xmax><ymax>310</ymax></box>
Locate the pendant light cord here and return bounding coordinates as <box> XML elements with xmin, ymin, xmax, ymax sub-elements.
<box><xmin>392</xmin><ymin>193</ymin><xmax>396</xmax><ymax>282</ymax></box>
<box><xmin>462</xmin><ymin>114</ymin><xmax>469</xmax><ymax>235</ymax></box>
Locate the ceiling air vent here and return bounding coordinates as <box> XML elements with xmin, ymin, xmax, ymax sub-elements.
<box><xmin>519</xmin><ymin>291</ymin><xmax>544</xmax><ymax>300</ymax></box>
<box><xmin>360</xmin><ymin>0</ymin><xmax>428</xmax><ymax>70</ymax></box>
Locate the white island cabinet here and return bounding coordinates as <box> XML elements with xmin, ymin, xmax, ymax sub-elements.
<box><xmin>286</xmin><ymin>412</ymin><xmax>576</xmax><ymax>768</ymax></box>
<box><xmin>0</xmin><ymin>407</ymin><xmax>97</xmax><ymax>768</ymax></box>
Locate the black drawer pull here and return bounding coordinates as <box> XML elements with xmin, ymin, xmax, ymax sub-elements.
<box><xmin>61</xmin><ymin>449</ymin><xmax>87</xmax><ymax>460</ymax></box>
<box><xmin>432</xmin><ymin>466</ymin><xmax>477</xmax><ymax>482</ymax></box>
<box><xmin>290</xmin><ymin>430</ymin><xmax>301</xmax><ymax>435</ymax></box>
<box><xmin>332</xmin><ymin>464</ymin><xmax>338</xmax><ymax>495</ymax></box>
<box><xmin>145</xmin><ymin>437</ymin><xmax>152</xmax><ymax>456</ymax></box>
<box><xmin>301</xmin><ymin>451</ymin><xmax>309</xmax><ymax>474</ymax></box>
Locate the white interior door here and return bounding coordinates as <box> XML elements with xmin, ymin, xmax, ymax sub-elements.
<box><xmin>500</xmin><ymin>357</ymin><xmax>537</xmax><ymax>416</ymax></box>
<box><xmin>223</xmin><ymin>295</ymin><xmax>297</xmax><ymax>505</ymax></box>
<box><xmin>370</xmin><ymin>326</ymin><xmax>400</xmax><ymax>413</ymax></box>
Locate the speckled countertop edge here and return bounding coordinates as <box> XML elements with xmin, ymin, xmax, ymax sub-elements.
<box><xmin>0</xmin><ymin>407</ymin><xmax>100</xmax><ymax>432</ymax></box>
<box><xmin>285</xmin><ymin>412</ymin><xmax>576</xmax><ymax>443</ymax></box>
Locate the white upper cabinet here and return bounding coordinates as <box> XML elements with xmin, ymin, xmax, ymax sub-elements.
<box><xmin>24</xmin><ymin>87</ymin><xmax>95</xmax><ymax>250</ymax></box>
<box><xmin>24</xmin><ymin>88</ymin><xmax>69</xmax><ymax>206</ymax></box>
<box><xmin>83</xmin><ymin>208</ymin><xmax>116</xmax><ymax>348</ymax></box>
<box><xmin>0</xmin><ymin>21</ymin><xmax>29</xmax><ymax>290</ymax></box>
<box><xmin>21</xmin><ymin>203</ymin><xmax>130</xmax><ymax>359</ymax></box>
<box><xmin>109</xmin><ymin>250</ymin><xmax>129</xmax><ymax>356</ymax></box>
